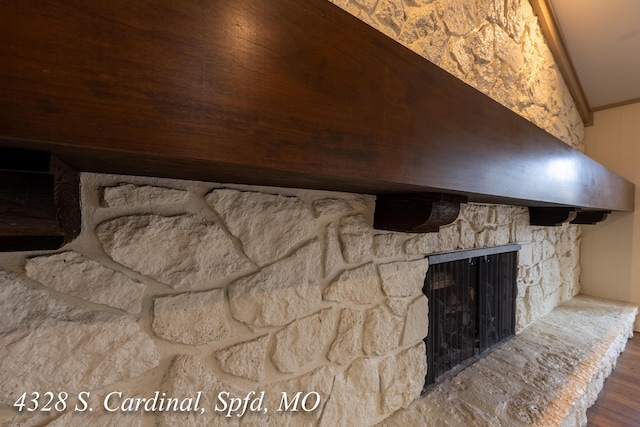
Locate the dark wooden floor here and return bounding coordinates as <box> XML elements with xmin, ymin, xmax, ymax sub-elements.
<box><xmin>586</xmin><ymin>333</ymin><xmax>640</xmax><ymax>427</ymax></box>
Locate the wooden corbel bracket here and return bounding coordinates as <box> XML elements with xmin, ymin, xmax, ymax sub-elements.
<box><xmin>570</xmin><ymin>210</ymin><xmax>611</xmax><ymax>225</ymax></box>
<box><xmin>374</xmin><ymin>193</ymin><xmax>467</xmax><ymax>233</ymax></box>
<box><xmin>0</xmin><ymin>147</ymin><xmax>81</xmax><ymax>251</ymax></box>
<box><xmin>528</xmin><ymin>207</ymin><xmax>611</xmax><ymax>226</ymax></box>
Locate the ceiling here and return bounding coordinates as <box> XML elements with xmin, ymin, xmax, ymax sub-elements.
<box><xmin>548</xmin><ymin>0</ymin><xmax>640</xmax><ymax>111</ymax></box>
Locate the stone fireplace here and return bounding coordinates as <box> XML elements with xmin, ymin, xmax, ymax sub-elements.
<box><xmin>0</xmin><ymin>173</ymin><xmax>583</xmax><ymax>426</ymax></box>
<box><xmin>0</xmin><ymin>0</ymin><xmax>636</xmax><ymax>426</ymax></box>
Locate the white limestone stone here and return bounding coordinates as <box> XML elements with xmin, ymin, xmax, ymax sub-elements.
<box><xmin>460</xmin><ymin>203</ymin><xmax>490</xmax><ymax>231</ymax></box>
<box><xmin>362</xmin><ymin>305</ymin><xmax>402</xmax><ymax>356</ymax></box>
<box><xmin>46</xmin><ymin>382</ymin><xmax>150</xmax><ymax>426</ymax></box>
<box><xmin>540</xmin><ymin>257</ymin><xmax>561</xmax><ymax>297</ymax></box>
<box><xmin>399</xmin><ymin>7</ymin><xmax>436</xmax><ymax>46</ymax></box>
<box><xmin>518</xmin><ymin>244</ymin><xmax>534</xmax><ymax>266</ymax></box>
<box><xmin>272</xmin><ymin>309</ymin><xmax>338</xmax><ymax>373</ymax></box>
<box><xmin>158</xmin><ymin>355</ymin><xmax>243</xmax><ymax>427</ymax></box>
<box><xmin>25</xmin><ymin>251</ymin><xmax>145</xmax><ymax>314</ymax></box>
<box><xmin>467</xmin><ymin>23</ymin><xmax>494</xmax><ymax>65</ymax></box>
<box><xmin>377</xmin><ymin>258</ymin><xmax>429</xmax><ymax>297</ymax></box>
<box><xmin>542</xmin><ymin>239</ymin><xmax>556</xmax><ymax>259</ymax></box>
<box><xmin>265</xmin><ymin>365</ymin><xmax>337</xmax><ymax>426</ymax></box>
<box><xmin>439</xmin><ymin>0</ymin><xmax>480</xmax><ymax>36</ymax></box>
<box><xmin>206</xmin><ymin>189</ymin><xmax>317</xmax><ymax>266</ymax></box>
<box><xmin>374</xmin><ymin>0</ymin><xmax>406</xmax><ymax>34</ymax></box>
<box><xmin>312</xmin><ymin>198</ymin><xmax>356</xmax><ymax>217</ymax></box>
<box><xmin>380</xmin><ymin>342</ymin><xmax>427</xmax><ymax>413</ymax></box>
<box><xmin>495</xmin><ymin>205</ymin><xmax>515</xmax><ymax>225</ymax></box>
<box><xmin>458</xmin><ymin>220</ymin><xmax>476</xmax><ymax>249</ymax></box>
<box><xmin>385</xmin><ymin>298</ymin><xmax>411</xmax><ymax>316</ymax></box>
<box><xmin>102</xmin><ymin>183</ymin><xmax>187</xmax><ymax>208</ymax></box>
<box><xmin>46</xmin><ymin>406</ymin><xmax>143</xmax><ymax>427</ymax></box>
<box><xmin>0</xmin><ymin>411</ymin><xmax>54</xmax><ymax>427</ymax></box>
<box><xmin>523</xmin><ymin>285</ymin><xmax>544</xmax><ymax>329</ymax></box>
<box><xmin>323</xmin><ymin>263</ymin><xmax>381</xmax><ymax>304</ymax></box>
<box><xmin>339</xmin><ymin>214</ymin><xmax>373</xmax><ymax>263</ymax></box>
<box><xmin>520</xmin><ymin>267</ymin><xmax>537</xmax><ymax>292</ymax></box>
<box><xmin>228</xmin><ymin>240</ymin><xmax>322</xmax><ymax>328</ymax></box>
<box><xmin>0</xmin><ymin>273</ymin><xmax>159</xmax><ymax>405</ymax></box>
<box><xmin>96</xmin><ymin>214</ymin><xmax>251</xmax><ymax>289</ymax></box>
<box><xmin>325</xmin><ymin>222</ymin><xmax>345</xmax><ymax>279</ymax></box>
<box><xmin>470</xmin><ymin>61</ymin><xmax>501</xmax><ymax>98</ymax></box>
<box><xmin>373</xmin><ymin>233</ymin><xmax>404</xmax><ymax>258</ymax></box>
<box><xmin>328</xmin><ymin>308</ymin><xmax>364</xmax><ymax>364</ymax></box>
<box><xmin>402</xmin><ymin>295</ymin><xmax>429</xmax><ymax>346</ymax></box>
<box><xmin>215</xmin><ymin>334</ymin><xmax>270</xmax><ymax>382</ymax></box>
<box><xmin>505</xmin><ymin>0</ymin><xmax>532</xmax><ymax>40</ymax></box>
<box><xmin>494</xmin><ymin>24</ymin><xmax>524</xmax><ymax>71</ymax></box>
<box><xmin>352</xmin><ymin>0</ymin><xmax>377</xmax><ymax>11</ymax></box>
<box><xmin>476</xmin><ymin>224</ymin><xmax>510</xmax><ymax>247</ymax></box>
<box><xmin>402</xmin><ymin>7</ymin><xmax>449</xmax><ymax>64</ymax></box>
<box><xmin>404</xmin><ymin>233</ymin><xmax>439</xmax><ymax>255</ymax></box>
<box><xmin>153</xmin><ymin>289</ymin><xmax>230</xmax><ymax>345</ymax></box>
<box><xmin>319</xmin><ymin>357</ymin><xmax>381</xmax><ymax>427</ymax></box>
<box><xmin>447</xmin><ymin>36</ymin><xmax>474</xmax><ymax>75</ymax></box>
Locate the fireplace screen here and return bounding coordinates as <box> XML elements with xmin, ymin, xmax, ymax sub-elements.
<box><xmin>423</xmin><ymin>245</ymin><xmax>519</xmax><ymax>387</ymax></box>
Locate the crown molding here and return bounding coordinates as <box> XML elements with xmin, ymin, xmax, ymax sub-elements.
<box><xmin>530</xmin><ymin>0</ymin><xmax>593</xmax><ymax>126</ymax></box>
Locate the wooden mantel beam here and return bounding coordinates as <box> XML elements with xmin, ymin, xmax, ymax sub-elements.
<box><xmin>0</xmin><ymin>0</ymin><xmax>634</xmax><ymax>238</ymax></box>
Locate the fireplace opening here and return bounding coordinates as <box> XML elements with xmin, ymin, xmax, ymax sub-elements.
<box><xmin>423</xmin><ymin>245</ymin><xmax>519</xmax><ymax>388</ymax></box>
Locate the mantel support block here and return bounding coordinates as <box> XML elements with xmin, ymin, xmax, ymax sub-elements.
<box><xmin>374</xmin><ymin>193</ymin><xmax>467</xmax><ymax>233</ymax></box>
<box><xmin>0</xmin><ymin>148</ymin><xmax>80</xmax><ymax>251</ymax></box>
<box><xmin>529</xmin><ymin>207</ymin><xmax>611</xmax><ymax>226</ymax></box>
<box><xmin>529</xmin><ymin>207</ymin><xmax>578</xmax><ymax>226</ymax></box>
<box><xmin>571</xmin><ymin>210</ymin><xmax>611</xmax><ymax>225</ymax></box>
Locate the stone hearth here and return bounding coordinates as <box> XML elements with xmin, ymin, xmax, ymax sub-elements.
<box><xmin>381</xmin><ymin>296</ymin><xmax>637</xmax><ymax>426</ymax></box>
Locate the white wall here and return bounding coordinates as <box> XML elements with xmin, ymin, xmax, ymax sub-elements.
<box><xmin>581</xmin><ymin>102</ymin><xmax>640</xmax><ymax>330</ymax></box>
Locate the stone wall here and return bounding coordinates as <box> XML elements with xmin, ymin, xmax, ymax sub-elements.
<box><xmin>0</xmin><ymin>0</ymin><xmax>585</xmax><ymax>425</ymax></box>
<box><xmin>0</xmin><ymin>172</ymin><xmax>580</xmax><ymax>426</ymax></box>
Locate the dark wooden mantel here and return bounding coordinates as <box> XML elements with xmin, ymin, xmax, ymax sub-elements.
<box><xmin>0</xmin><ymin>0</ymin><xmax>634</xmax><ymax>248</ymax></box>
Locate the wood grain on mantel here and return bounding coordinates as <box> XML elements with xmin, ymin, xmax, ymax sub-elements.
<box><xmin>0</xmin><ymin>0</ymin><xmax>633</xmax><ymax>215</ymax></box>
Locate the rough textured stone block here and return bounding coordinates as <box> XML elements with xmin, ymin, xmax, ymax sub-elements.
<box><xmin>328</xmin><ymin>308</ymin><xmax>364</xmax><ymax>364</ymax></box>
<box><xmin>0</xmin><ymin>273</ymin><xmax>159</xmax><ymax>405</ymax></box>
<box><xmin>265</xmin><ymin>365</ymin><xmax>337</xmax><ymax>426</ymax></box>
<box><xmin>386</xmin><ymin>298</ymin><xmax>411</xmax><ymax>316</ymax></box>
<box><xmin>229</xmin><ymin>240</ymin><xmax>323</xmax><ymax>328</ymax></box>
<box><xmin>25</xmin><ymin>251</ymin><xmax>145</xmax><ymax>314</ymax></box>
<box><xmin>380</xmin><ymin>342</ymin><xmax>427</xmax><ymax>413</ymax></box>
<box><xmin>362</xmin><ymin>305</ymin><xmax>402</xmax><ymax>356</ymax></box>
<box><xmin>339</xmin><ymin>215</ymin><xmax>373</xmax><ymax>263</ymax></box>
<box><xmin>402</xmin><ymin>295</ymin><xmax>429</xmax><ymax>346</ymax></box>
<box><xmin>158</xmin><ymin>355</ymin><xmax>243</xmax><ymax>427</ymax></box>
<box><xmin>325</xmin><ymin>222</ymin><xmax>345</xmax><ymax>279</ymax></box>
<box><xmin>153</xmin><ymin>289</ymin><xmax>230</xmax><ymax>345</ymax></box>
<box><xmin>374</xmin><ymin>0</ymin><xmax>406</xmax><ymax>34</ymax></box>
<box><xmin>319</xmin><ymin>357</ymin><xmax>381</xmax><ymax>427</ymax></box>
<box><xmin>373</xmin><ymin>233</ymin><xmax>404</xmax><ymax>259</ymax></box>
<box><xmin>273</xmin><ymin>309</ymin><xmax>338</xmax><ymax>373</ymax></box>
<box><xmin>215</xmin><ymin>334</ymin><xmax>270</xmax><ymax>382</ymax></box>
<box><xmin>207</xmin><ymin>189</ymin><xmax>317</xmax><ymax>266</ymax></box>
<box><xmin>102</xmin><ymin>183</ymin><xmax>187</xmax><ymax>208</ymax></box>
<box><xmin>378</xmin><ymin>258</ymin><xmax>429</xmax><ymax>297</ymax></box>
<box><xmin>97</xmin><ymin>214</ymin><xmax>251</xmax><ymax>289</ymax></box>
<box><xmin>323</xmin><ymin>263</ymin><xmax>381</xmax><ymax>304</ymax></box>
<box><xmin>312</xmin><ymin>198</ymin><xmax>356</xmax><ymax>217</ymax></box>
<box><xmin>404</xmin><ymin>233</ymin><xmax>439</xmax><ymax>255</ymax></box>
